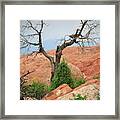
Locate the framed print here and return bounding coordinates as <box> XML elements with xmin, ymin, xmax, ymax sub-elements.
<box><xmin>0</xmin><ymin>0</ymin><xmax>119</xmax><ymax>119</ymax></box>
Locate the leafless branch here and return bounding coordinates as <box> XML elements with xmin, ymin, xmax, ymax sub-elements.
<box><xmin>20</xmin><ymin>34</ymin><xmax>39</xmax><ymax>46</ymax></box>
<box><xmin>27</xmin><ymin>20</ymin><xmax>39</xmax><ymax>33</ymax></box>
<box><xmin>39</xmin><ymin>20</ymin><xmax>44</xmax><ymax>33</ymax></box>
<box><xmin>21</xmin><ymin>33</ymin><xmax>38</xmax><ymax>37</ymax></box>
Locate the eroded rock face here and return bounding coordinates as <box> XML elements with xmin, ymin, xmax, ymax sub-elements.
<box><xmin>62</xmin><ymin>46</ymin><xmax>100</xmax><ymax>80</ymax></box>
<box><xmin>23</xmin><ymin>97</ymin><xmax>37</xmax><ymax>100</ymax></box>
<box><xmin>42</xmin><ymin>84</ymin><xmax>73</xmax><ymax>100</ymax></box>
<box><xmin>42</xmin><ymin>79</ymin><xmax>100</xmax><ymax>100</ymax></box>
<box><xmin>68</xmin><ymin>63</ymin><xmax>82</xmax><ymax>79</ymax></box>
<box><xmin>20</xmin><ymin>53</ymin><xmax>51</xmax><ymax>85</ymax></box>
<box><xmin>57</xmin><ymin>81</ymin><xmax>100</xmax><ymax>100</ymax></box>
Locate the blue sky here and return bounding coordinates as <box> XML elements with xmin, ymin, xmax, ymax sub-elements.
<box><xmin>20</xmin><ymin>20</ymin><xmax>100</xmax><ymax>55</ymax></box>
<box><xmin>42</xmin><ymin>20</ymin><xmax>81</xmax><ymax>49</ymax></box>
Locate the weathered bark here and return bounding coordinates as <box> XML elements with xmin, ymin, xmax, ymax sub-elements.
<box><xmin>41</xmin><ymin>48</ymin><xmax>55</xmax><ymax>80</ymax></box>
<box><xmin>55</xmin><ymin>38</ymin><xmax>76</xmax><ymax>67</ymax></box>
<box><xmin>38</xmin><ymin>33</ymin><xmax>43</xmax><ymax>52</ymax></box>
<box><xmin>55</xmin><ymin>46</ymin><xmax>62</xmax><ymax>67</ymax></box>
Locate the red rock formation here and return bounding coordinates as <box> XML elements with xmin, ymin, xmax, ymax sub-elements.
<box><xmin>42</xmin><ymin>80</ymin><xmax>100</xmax><ymax>100</ymax></box>
<box><xmin>20</xmin><ymin>46</ymin><xmax>100</xmax><ymax>100</ymax></box>
<box><xmin>42</xmin><ymin>84</ymin><xmax>73</xmax><ymax>100</ymax></box>
<box><xmin>20</xmin><ymin>46</ymin><xmax>100</xmax><ymax>85</ymax></box>
<box><xmin>57</xmin><ymin>82</ymin><xmax>100</xmax><ymax>100</ymax></box>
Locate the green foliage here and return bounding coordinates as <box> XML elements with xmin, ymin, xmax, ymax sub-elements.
<box><xmin>20</xmin><ymin>82</ymin><xmax>48</xmax><ymax>99</ymax></box>
<box><xmin>69</xmin><ymin>77</ymin><xmax>86</xmax><ymax>89</ymax></box>
<box><xmin>20</xmin><ymin>61</ymin><xmax>86</xmax><ymax>100</ymax></box>
<box><xmin>74</xmin><ymin>94</ymin><xmax>86</xmax><ymax>100</ymax></box>
<box><xmin>47</xmin><ymin>85</ymin><xmax>55</xmax><ymax>92</ymax></box>
<box><xmin>96</xmin><ymin>93</ymin><xmax>100</xmax><ymax>100</ymax></box>
<box><xmin>50</xmin><ymin>60</ymin><xmax>86</xmax><ymax>91</ymax></box>
<box><xmin>51</xmin><ymin>60</ymin><xmax>73</xmax><ymax>90</ymax></box>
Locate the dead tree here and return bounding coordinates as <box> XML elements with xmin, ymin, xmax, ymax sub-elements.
<box><xmin>20</xmin><ymin>20</ymin><xmax>99</xmax><ymax>81</ymax></box>
<box><xmin>20</xmin><ymin>20</ymin><xmax>55</xmax><ymax>79</ymax></box>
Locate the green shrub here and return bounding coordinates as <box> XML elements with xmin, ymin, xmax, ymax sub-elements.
<box><xmin>20</xmin><ymin>82</ymin><xmax>48</xmax><ymax>99</ymax></box>
<box><xmin>74</xmin><ymin>94</ymin><xmax>86</xmax><ymax>100</ymax></box>
<box><xmin>47</xmin><ymin>85</ymin><xmax>55</xmax><ymax>92</ymax></box>
<box><xmin>51</xmin><ymin>60</ymin><xmax>73</xmax><ymax>90</ymax></box>
<box><xmin>69</xmin><ymin>77</ymin><xmax>86</xmax><ymax>89</ymax></box>
<box><xmin>51</xmin><ymin>60</ymin><xmax>86</xmax><ymax>91</ymax></box>
<box><xmin>96</xmin><ymin>92</ymin><xmax>100</xmax><ymax>100</ymax></box>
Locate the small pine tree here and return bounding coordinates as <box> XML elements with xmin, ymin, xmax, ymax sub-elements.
<box><xmin>51</xmin><ymin>60</ymin><xmax>73</xmax><ymax>90</ymax></box>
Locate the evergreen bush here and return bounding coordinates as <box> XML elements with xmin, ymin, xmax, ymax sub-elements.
<box><xmin>20</xmin><ymin>82</ymin><xmax>48</xmax><ymax>99</ymax></box>
<box><xmin>51</xmin><ymin>60</ymin><xmax>73</xmax><ymax>90</ymax></box>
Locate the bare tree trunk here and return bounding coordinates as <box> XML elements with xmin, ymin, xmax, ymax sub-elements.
<box><xmin>41</xmin><ymin>48</ymin><xmax>55</xmax><ymax>81</ymax></box>
<box><xmin>38</xmin><ymin>32</ymin><xmax>55</xmax><ymax>81</ymax></box>
<box><xmin>55</xmin><ymin>38</ymin><xmax>76</xmax><ymax>69</ymax></box>
<box><xmin>55</xmin><ymin>46</ymin><xmax>62</xmax><ymax>68</ymax></box>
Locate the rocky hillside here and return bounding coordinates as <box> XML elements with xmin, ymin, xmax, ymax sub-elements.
<box><xmin>43</xmin><ymin>80</ymin><xmax>99</xmax><ymax>100</ymax></box>
<box><xmin>20</xmin><ymin>46</ymin><xmax>100</xmax><ymax>100</ymax></box>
